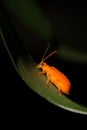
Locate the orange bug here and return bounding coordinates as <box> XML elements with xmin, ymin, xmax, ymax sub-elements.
<box><xmin>36</xmin><ymin>44</ymin><xmax>71</xmax><ymax>95</ymax></box>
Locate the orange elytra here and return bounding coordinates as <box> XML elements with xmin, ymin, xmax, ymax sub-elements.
<box><xmin>36</xmin><ymin>44</ymin><xmax>71</xmax><ymax>95</ymax></box>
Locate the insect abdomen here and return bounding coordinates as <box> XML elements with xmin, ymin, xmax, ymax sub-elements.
<box><xmin>46</xmin><ymin>66</ymin><xmax>71</xmax><ymax>94</ymax></box>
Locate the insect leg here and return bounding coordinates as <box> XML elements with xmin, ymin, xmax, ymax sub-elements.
<box><xmin>35</xmin><ymin>71</ymin><xmax>45</xmax><ymax>76</ymax></box>
<box><xmin>38</xmin><ymin>71</ymin><xmax>45</xmax><ymax>75</ymax></box>
<box><xmin>46</xmin><ymin>79</ymin><xmax>50</xmax><ymax>88</ymax></box>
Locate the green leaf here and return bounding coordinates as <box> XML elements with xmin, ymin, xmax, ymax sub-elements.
<box><xmin>0</xmin><ymin>29</ymin><xmax>87</xmax><ymax>115</ymax></box>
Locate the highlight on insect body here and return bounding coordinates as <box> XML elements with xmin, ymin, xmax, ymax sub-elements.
<box><xmin>36</xmin><ymin>44</ymin><xmax>71</xmax><ymax>95</ymax></box>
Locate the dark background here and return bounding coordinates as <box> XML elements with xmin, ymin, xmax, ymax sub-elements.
<box><xmin>0</xmin><ymin>0</ymin><xmax>87</xmax><ymax>126</ymax></box>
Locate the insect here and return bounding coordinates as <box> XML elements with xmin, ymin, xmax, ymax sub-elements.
<box><xmin>36</xmin><ymin>44</ymin><xmax>71</xmax><ymax>95</ymax></box>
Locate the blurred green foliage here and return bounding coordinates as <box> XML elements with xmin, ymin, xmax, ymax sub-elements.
<box><xmin>1</xmin><ymin>0</ymin><xmax>87</xmax><ymax>64</ymax></box>
<box><xmin>58</xmin><ymin>43</ymin><xmax>87</xmax><ymax>64</ymax></box>
<box><xmin>1</xmin><ymin>0</ymin><xmax>51</xmax><ymax>39</ymax></box>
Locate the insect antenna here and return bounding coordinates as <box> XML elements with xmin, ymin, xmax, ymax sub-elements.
<box><xmin>41</xmin><ymin>43</ymin><xmax>50</xmax><ymax>61</ymax></box>
<box><xmin>41</xmin><ymin>43</ymin><xmax>57</xmax><ymax>62</ymax></box>
<box><xmin>43</xmin><ymin>50</ymin><xmax>57</xmax><ymax>61</ymax></box>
